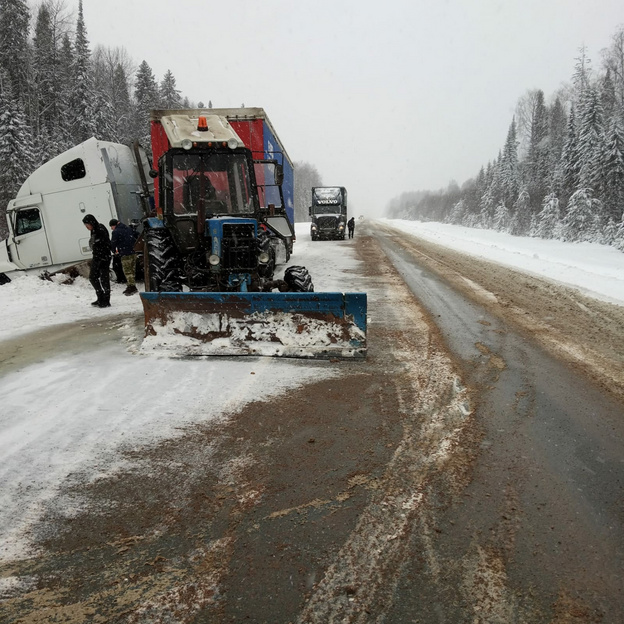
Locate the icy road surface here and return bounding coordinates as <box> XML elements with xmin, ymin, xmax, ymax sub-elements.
<box><xmin>0</xmin><ymin>226</ymin><xmax>362</xmax><ymax>562</ymax></box>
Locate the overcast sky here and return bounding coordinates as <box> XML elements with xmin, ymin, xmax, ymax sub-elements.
<box><xmin>81</xmin><ymin>0</ymin><xmax>624</xmax><ymax>217</ymax></box>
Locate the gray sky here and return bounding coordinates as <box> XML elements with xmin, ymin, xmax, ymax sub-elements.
<box><xmin>82</xmin><ymin>0</ymin><xmax>624</xmax><ymax>217</ymax></box>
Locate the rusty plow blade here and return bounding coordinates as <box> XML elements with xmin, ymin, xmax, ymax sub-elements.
<box><xmin>139</xmin><ymin>292</ymin><xmax>367</xmax><ymax>358</ymax></box>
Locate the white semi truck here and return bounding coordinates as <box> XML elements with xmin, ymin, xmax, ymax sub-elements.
<box><xmin>0</xmin><ymin>138</ymin><xmax>152</xmax><ymax>281</ymax></box>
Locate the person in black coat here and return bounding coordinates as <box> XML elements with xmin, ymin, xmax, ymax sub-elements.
<box><xmin>347</xmin><ymin>216</ymin><xmax>355</xmax><ymax>239</ymax></box>
<box><xmin>110</xmin><ymin>219</ymin><xmax>138</xmax><ymax>295</ymax></box>
<box><xmin>82</xmin><ymin>214</ymin><xmax>111</xmax><ymax>307</ymax></box>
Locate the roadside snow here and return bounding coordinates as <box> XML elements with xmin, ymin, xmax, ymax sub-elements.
<box><xmin>0</xmin><ymin>225</ymin><xmax>364</xmax><ymax>561</ymax></box>
<box><xmin>379</xmin><ymin>219</ymin><xmax>624</xmax><ymax>306</ymax></box>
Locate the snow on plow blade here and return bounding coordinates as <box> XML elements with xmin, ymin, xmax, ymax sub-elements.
<box><xmin>139</xmin><ymin>291</ymin><xmax>367</xmax><ymax>358</ymax></box>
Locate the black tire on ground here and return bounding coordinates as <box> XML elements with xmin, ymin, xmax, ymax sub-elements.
<box><xmin>284</xmin><ymin>265</ymin><xmax>314</xmax><ymax>292</ymax></box>
<box><xmin>145</xmin><ymin>228</ymin><xmax>182</xmax><ymax>292</ymax></box>
<box><xmin>0</xmin><ymin>272</ymin><xmax>11</xmax><ymax>285</ymax></box>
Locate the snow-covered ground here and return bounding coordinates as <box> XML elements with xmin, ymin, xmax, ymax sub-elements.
<box><xmin>379</xmin><ymin>219</ymin><xmax>624</xmax><ymax>306</ymax></box>
<box><xmin>1</xmin><ymin>219</ymin><xmax>622</xmax><ymax>562</ymax></box>
<box><xmin>0</xmin><ymin>224</ymin><xmax>363</xmax><ymax>562</ymax></box>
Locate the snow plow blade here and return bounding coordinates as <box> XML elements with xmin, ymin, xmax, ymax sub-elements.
<box><xmin>139</xmin><ymin>291</ymin><xmax>367</xmax><ymax>358</ymax></box>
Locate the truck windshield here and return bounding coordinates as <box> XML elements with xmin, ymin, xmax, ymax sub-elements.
<box><xmin>170</xmin><ymin>152</ymin><xmax>254</xmax><ymax>216</ymax></box>
<box><xmin>312</xmin><ymin>187</ymin><xmax>343</xmax><ymax>214</ymax></box>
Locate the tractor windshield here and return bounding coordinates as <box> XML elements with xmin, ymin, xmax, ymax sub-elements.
<box><xmin>170</xmin><ymin>152</ymin><xmax>255</xmax><ymax>216</ymax></box>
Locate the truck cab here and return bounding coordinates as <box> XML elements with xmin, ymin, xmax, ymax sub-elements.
<box><xmin>0</xmin><ymin>138</ymin><xmax>152</xmax><ymax>278</ymax></box>
<box><xmin>309</xmin><ymin>186</ymin><xmax>348</xmax><ymax>241</ymax></box>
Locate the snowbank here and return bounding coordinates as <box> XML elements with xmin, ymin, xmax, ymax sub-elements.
<box><xmin>379</xmin><ymin>219</ymin><xmax>624</xmax><ymax>306</ymax></box>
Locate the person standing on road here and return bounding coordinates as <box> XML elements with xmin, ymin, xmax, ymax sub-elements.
<box><xmin>82</xmin><ymin>214</ymin><xmax>111</xmax><ymax>308</ymax></box>
<box><xmin>109</xmin><ymin>219</ymin><xmax>138</xmax><ymax>295</ymax></box>
<box><xmin>348</xmin><ymin>217</ymin><xmax>355</xmax><ymax>239</ymax></box>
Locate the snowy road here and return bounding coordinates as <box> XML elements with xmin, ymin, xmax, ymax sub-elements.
<box><xmin>1</xmin><ymin>221</ymin><xmax>624</xmax><ymax>622</ymax></box>
<box><xmin>372</xmin><ymin>222</ymin><xmax>624</xmax><ymax>620</ymax></box>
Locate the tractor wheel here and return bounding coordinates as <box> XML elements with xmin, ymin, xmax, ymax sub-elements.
<box><xmin>145</xmin><ymin>228</ymin><xmax>182</xmax><ymax>292</ymax></box>
<box><xmin>284</xmin><ymin>265</ymin><xmax>314</xmax><ymax>292</ymax></box>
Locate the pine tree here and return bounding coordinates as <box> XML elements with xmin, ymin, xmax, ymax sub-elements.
<box><xmin>0</xmin><ymin>74</ymin><xmax>36</xmax><ymax>239</ymax></box>
<box><xmin>68</xmin><ymin>0</ymin><xmax>96</xmax><ymax>143</ymax></box>
<box><xmin>492</xmin><ymin>201</ymin><xmax>510</xmax><ymax>231</ymax></box>
<box><xmin>601</xmin><ymin>117</ymin><xmax>624</xmax><ymax>222</ymax></box>
<box><xmin>111</xmin><ymin>63</ymin><xmax>132</xmax><ymax>142</ymax></box>
<box><xmin>509</xmin><ymin>188</ymin><xmax>531</xmax><ymax>235</ymax></box>
<box><xmin>32</xmin><ymin>3</ymin><xmax>58</xmax><ymax>161</ymax></box>
<box><xmin>577</xmin><ymin>86</ymin><xmax>605</xmax><ymax>192</ymax></box>
<box><xmin>55</xmin><ymin>32</ymin><xmax>74</xmax><ymax>151</ymax></box>
<box><xmin>560</xmin><ymin>107</ymin><xmax>581</xmax><ymax>207</ymax></box>
<box><xmin>0</xmin><ymin>0</ymin><xmax>31</xmax><ymax>107</ymax></box>
<box><xmin>448</xmin><ymin>198</ymin><xmax>465</xmax><ymax>224</ymax></box>
<box><xmin>526</xmin><ymin>90</ymin><xmax>549</xmax><ymax>209</ymax></box>
<box><xmin>159</xmin><ymin>70</ymin><xmax>181</xmax><ymax>108</ymax></box>
<box><xmin>561</xmin><ymin>188</ymin><xmax>602</xmax><ymax>242</ymax></box>
<box><xmin>500</xmin><ymin>119</ymin><xmax>519</xmax><ymax>206</ymax></box>
<box><xmin>549</xmin><ymin>98</ymin><xmax>567</xmax><ymax>164</ymax></box>
<box><xmin>535</xmin><ymin>193</ymin><xmax>561</xmax><ymax>239</ymax></box>
<box><xmin>132</xmin><ymin>60</ymin><xmax>159</xmax><ymax>150</ymax></box>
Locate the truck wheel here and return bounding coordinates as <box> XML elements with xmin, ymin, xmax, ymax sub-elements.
<box><xmin>284</xmin><ymin>265</ymin><xmax>314</xmax><ymax>292</ymax></box>
<box><xmin>145</xmin><ymin>228</ymin><xmax>182</xmax><ymax>292</ymax></box>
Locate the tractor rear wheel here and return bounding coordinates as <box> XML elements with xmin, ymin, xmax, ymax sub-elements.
<box><xmin>145</xmin><ymin>228</ymin><xmax>182</xmax><ymax>292</ymax></box>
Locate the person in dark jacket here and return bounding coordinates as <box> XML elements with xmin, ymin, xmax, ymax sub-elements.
<box><xmin>82</xmin><ymin>214</ymin><xmax>111</xmax><ymax>307</ymax></box>
<box><xmin>347</xmin><ymin>217</ymin><xmax>355</xmax><ymax>239</ymax></box>
<box><xmin>110</xmin><ymin>219</ymin><xmax>138</xmax><ymax>295</ymax></box>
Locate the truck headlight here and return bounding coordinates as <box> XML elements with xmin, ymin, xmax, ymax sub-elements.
<box><xmin>181</xmin><ymin>139</ymin><xmax>193</xmax><ymax>150</ymax></box>
<box><xmin>311</xmin><ymin>225</ymin><xmax>317</xmax><ymax>230</ymax></box>
<box><xmin>339</xmin><ymin>224</ymin><xmax>344</xmax><ymax>230</ymax></box>
<box><xmin>258</xmin><ymin>251</ymin><xmax>270</xmax><ymax>264</ymax></box>
<box><xmin>208</xmin><ymin>254</ymin><xmax>220</xmax><ymax>266</ymax></box>
<box><xmin>227</xmin><ymin>138</ymin><xmax>239</xmax><ymax>149</ymax></box>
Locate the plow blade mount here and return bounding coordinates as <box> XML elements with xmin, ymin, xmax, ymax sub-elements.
<box><xmin>140</xmin><ymin>291</ymin><xmax>367</xmax><ymax>358</ymax></box>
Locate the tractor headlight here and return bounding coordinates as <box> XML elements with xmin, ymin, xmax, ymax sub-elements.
<box><xmin>339</xmin><ymin>224</ymin><xmax>345</xmax><ymax>230</ymax></box>
<box><xmin>258</xmin><ymin>251</ymin><xmax>270</xmax><ymax>264</ymax></box>
<box><xmin>208</xmin><ymin>254</ymin><xmax>220</xmax><ymax>266</ymax></box>
<box><xmin>227</xmin><ymin>138</ymin><xmax>239</xmax><ymax>149</ymax></box>
<box><xmin>311</xmin><ymin>224</ymin><xmax>317</xmax><ymax>230</ymax></box>
<box><xmin>181</xmin><ymin>139</ymin><xmax>193</xmax><ymax>150</ymax></box>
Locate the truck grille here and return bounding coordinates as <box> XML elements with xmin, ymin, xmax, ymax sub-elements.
<box><xmin>317</xmin><ymin>216</ymin><xmax>339</xmax><ymax>229</ymax></box>
<box><xmin>221</xmin><ymin>223</ymin><xmax>256</xmax><ymax>271</ymax></box>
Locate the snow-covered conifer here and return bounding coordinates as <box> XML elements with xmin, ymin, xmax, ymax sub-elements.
<box><xmin>560</xmin><ymin>107</ymin><xmax>581</xmax><ymax>205</ymax></box>
<box><xmin>159</xmin><ymin>70</ymin><xmax>182</xmax><ymax>108</ymax></box>
<box><xmin>132</xmin><ymin>60</ymin><xmax>159</xmax><ymax>150</ymax></box>
<box><xmin>493</xmin><ymin>202</ymin><xmax>510</xmax><ymax>231</ymax></box>
<box><xmin>68</xmin><ymin>0</ymin><xmax>96</xmax><ymax>143</ymax></box>
<box><xmin>0</xmin><ymin>0</ymin><xmax>31</xmax><ymax>107</ymax></box>
<box><xmin>448</xmin><ymin>199</ymin><xmax>465</xmax><ymax>224</ymax></box>
<box><xmin>577</xmin><ymin>86</ymin><xmax>605</xmax><ymax>192</ymax></box>
<box><xmin>500</xmin><ymin>119</ymin><xmax>519</xmax><ymax>205</ymax></box>
<box><xmin>535</xmin><ymin>193</ymin><xmax>561</xmax><ymax>239</ymax></box>
<box><xmin>508</xmin><ymin>188</ymin><xmax>531</xmax><ymax>236</ymax></box>
<box><xmin>561</xmin><ymin>188</ymin><xmax>602</xmax><ymax>242</ymax></box>
<box><xmin>601</xmin><ymin>117</ymin><xmax>624</xmax><ymax>222</ymax></box>
<box><xmin>0</xmin><ymin>75</ymin><xmax>36</xmax><ymax>238</ymax></box>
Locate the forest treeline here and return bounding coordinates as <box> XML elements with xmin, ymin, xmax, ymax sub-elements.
<box><xmin>0</xmin><ymin>0</ymin><xmax>324</xmax><ymax>239</ymax></box>
<box><xmin>0</xmin><ymin>0</ymin><xmax>205</xmax><ymax>237</ymax></box>
<box><xmin>386</xmin><ymin>27</ymin><xmax>624</xmax><ymax>251</ymax></box>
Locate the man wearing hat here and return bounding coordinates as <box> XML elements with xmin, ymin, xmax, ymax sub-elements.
<box><xmin>82</xmin><ymin>214</ymin><xmax>111</xmax><ymax>307</ymax></box>
<box><xmin>109</xmin><ymin>219</ymin><xmax>138</xmax><ymax>295</ymax></box>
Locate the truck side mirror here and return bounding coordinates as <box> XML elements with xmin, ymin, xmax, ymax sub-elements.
<box><xmin>149</xmin><ymin>169</ymin><xmax>158</xmax><ymax>179</ymax></box>
<box><xmin>274</xmin><ymin>165</ymin><xmax>284</xmax><ymax>186</ymax></box>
